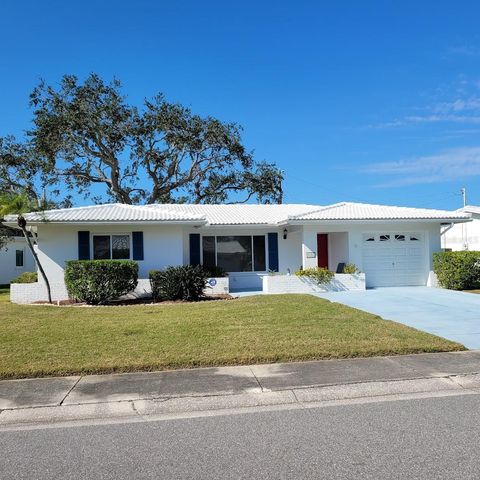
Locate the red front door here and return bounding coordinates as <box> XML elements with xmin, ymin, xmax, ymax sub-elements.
<box><xmin>317</xmin><ymin>234</ymin><xmax>329</xmax><ymax>268</ymax></box>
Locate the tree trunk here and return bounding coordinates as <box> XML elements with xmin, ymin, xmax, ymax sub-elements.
<box><xmin>17</xmin><ymin>216</ymin><xmax>52</xmax><ymax>304</ymax></box>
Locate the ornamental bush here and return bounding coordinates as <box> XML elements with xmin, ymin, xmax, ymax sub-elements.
<box><xmin>295</xmin><ymin>267</ymin><xmax>335</xmax><ymax>285</ymax></box>
<box><xmin>202</xmin><ymin>265</ymin><xmax>227</xmax><ymax>278</ymax></box>
<box><xmin>65</xmin><ymin>260</ymin><xmax>138</xmax><ymax>304</ymax></box>
<box><xmin>149</xmin><ymin>265</ymin><xmax>209</xmax><ymax>302</ymax></box>
<box><xmin>433</xmin><ymin>251</ymin><xmax>480</xmax><ymax>291</ymax></box>
<box><xmin>342</xmin><ymin>263</ymin><xmax>360</xmax><ymax>274</ymax></box>
<box><xmin>11</xmin><ymin>271</ymin><xmax>37</xmax><ymax>284</ymax></box>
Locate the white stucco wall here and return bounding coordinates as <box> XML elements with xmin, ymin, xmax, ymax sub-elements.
<box><xmin>183</xmin><ymin>226</ymin><xmax>303</xmax><ymax>290</ymax></box>
<box><xmin>442</xmin><ymin>217</ymin><xmax>480</xmax><ymax>251</ymax></box>
<box><xmin>301</xmin><ymin>222</ymin><xmax>444</xmax><ymax>286</ymax></box>
<box><xmin>18</xmin><ymin>220</ymin><xmax>449</xmax><ymax>298</ymax></box>
<box><xmin>0</xmin><ymin>237</ymin><xmax>36</xmax><ymax>284</ymax></box>
<box><xmin>35</xmin><ymin>223</ymin><xmax>185</xmax><ymax>283</ymax></box>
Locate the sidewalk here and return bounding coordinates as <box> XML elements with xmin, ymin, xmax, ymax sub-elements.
<box><xmin>2</xmin><ymin>351</ymin><xmax>480</xmax><ymax>428</ymax></box>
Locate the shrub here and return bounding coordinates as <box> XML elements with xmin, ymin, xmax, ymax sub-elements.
<box><xmin>343</xmin><ymin>263</ymin><xmax>360</xmax><ymax>274</ymax></box>
<box><xmin>65</xmin><ymin>260</ymin><xmax>138</xmax><ymax>304</ymax></box>
<box><xmin>202</xmin><ymin>265</ymin><xmax>227</xmax><ymax>278</ymax></box>
<box><xmin>433</xmin><ymin>251</ymin><xmax>480</xmax><ymax>291</ymax></box>
<box><xmin>11</xmin><ymin>272</ymin><xmax>38</xmax><ymax>284</ymax></box>
<box><xmin>149</xmin><ymin>265</ymin><xmax>209</xmax><ymax>302</ymax></box>
<box><xmin>295</xmin><ymin>267</ymin><xmax>334</xmax><ymax>284</ymax></box>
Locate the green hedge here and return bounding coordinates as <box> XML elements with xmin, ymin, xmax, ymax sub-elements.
<box><xmin>433</xmin><ymin>251</ymin><xmax>480</xmax><ymax>290</ymax></box>
<box><xmin>11</xmin><ymin>272</ymin><xmax>38</xmax><ymax>284</ymax></box>
<box><xmin>65</xmin><ymin>260</ymin><xmax>138</xmax><ymax>304</ymax></box>
<box><xmin>149</xmin><ymin>265</ymin><xmax>209</xmax><ymax>302</ymax></box>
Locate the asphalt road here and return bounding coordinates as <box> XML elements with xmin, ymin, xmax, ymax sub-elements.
<box><xmin>2</xmin><ymin>393</ymin><xmax>480</xmax><ymax>479</ymax></box>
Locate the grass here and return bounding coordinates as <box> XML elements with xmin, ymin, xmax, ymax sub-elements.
<box><xmin>0</xmin><ymin>287</ymin><xmax>465</xmax><ymax>379</ymax></box>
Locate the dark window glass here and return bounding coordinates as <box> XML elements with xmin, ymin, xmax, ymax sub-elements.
<box><xmin>365</xmin><ymin>237</ymin><xmax>375</xmax><ymax>242</ymax></box>
<box><xmin>202</xmin><ymin>236</ymin><xmax>216</xmax><ymax>267</ymax></box>
<box><xmin>395</xmin><ymin>234</ymin><xmax>405</xmax><ymax>241</ymax></box>
<box><xmin>217</xmin><ymin>236</ymin><xmax>252</xmax><ymax>272</ymax></box>
<box><xmin>379</xmin><ymin>234</ymin><xmax>390</xmax><ymax>242</ymax></box>
<box><xmin>93</xmin><ymin>236</ymin><xmax>111</xmax><ymax>260</ymax></box>
<box><xmin>15</xmin><ymin>250</ymin><xmax>24</xmax><ymax>267</ymax></box>
<box><xmin>253</xmin><ymin>235</ymin><xmax>266</xmax><ymax>271</ymax></box>
<box><xmin>112</xmin><ymin>235</ymin><xmax>130</xmax><ymax>259</ymax></box>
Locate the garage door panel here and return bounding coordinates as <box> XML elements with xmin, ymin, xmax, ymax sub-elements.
<box><xmin>362</xmin><ymin>232</ymin><xmax>427</xmax><ymax>288</ymax></box>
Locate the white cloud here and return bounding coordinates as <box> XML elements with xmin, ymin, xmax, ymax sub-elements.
<box><xmin>369</xmin><ymin>79</ymin><xmax>480</xmax><ymax>128</ymax></box>
<box><xmin>363</xmin><ymin>146</ymin><xmax>480</xmax><ymax>186</ymax></box>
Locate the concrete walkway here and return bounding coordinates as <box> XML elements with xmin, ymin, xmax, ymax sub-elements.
<box><xmin>314</xmin><ymin>287</ymin><xmax>480</xmax><ymax>349</ymax></box>
<box><xmin>2</xmin><ymin>351</ymin><xmax>480</xmax><ymax>417</ymax></box>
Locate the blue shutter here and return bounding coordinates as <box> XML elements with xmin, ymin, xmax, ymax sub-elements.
<box><xmin>132</xmin><ymin>232</ymin><xmax>144</xmax><ymax>261</ymax></box>
<box><xmin>189</xmin><ymin>233</ymin><xmax>201</xmax><ymax>266</ymax></box>
<box><xmin>268</xmin><ymin>232</ymin><xmax>279</xmax><ymax>272</ymax></box>
<box><xmin>268</xmin><ymin>233</ymin><xmax>278</xmax><ymax>272</ymax></box>
<box><xmin>78</xmin><ymin>231</ymin><xmax>90</xmax><ymax>260</ymax></box>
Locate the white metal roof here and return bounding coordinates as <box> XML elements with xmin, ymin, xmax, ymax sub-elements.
<box><xmin>3</xmin><ymin>203</ymin><xmax>206</xmax><ymax>224</ymax></box>
<box><xmin>143</xmin><ymin>203</ymin><xmax>318</xmax><ymax>225</ymax></box>
<box><xmin>288</xmin><ymin>202</ymin><xmax>471</xmax><ymax>222</ymax></box>
<box><xmin>457</xmin><ymin>205</ymin><xmax>480</xmax><ymax>217</ymax></box>
<box><xmin>2</xmin><ymin>201</ymin><xmax>470</xmax><ymax>226</ymax></box>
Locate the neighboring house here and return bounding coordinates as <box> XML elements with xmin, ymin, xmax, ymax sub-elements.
<box><xmin>2</xmin><ymin>202</ymin><xmax>470</xmax><ymax>301</ymax></box>
<box><xmin>0</xmin><ymin>233</ymin><xmax>36</xmax><ymax>284</ymax></box>
<box><xmin>442</xmin><ymin>205</ymin><xmax>480</xmax><ymax>251</ymax></box>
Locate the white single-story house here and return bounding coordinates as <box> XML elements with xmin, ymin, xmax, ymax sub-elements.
<box><xmin>0</xmin><ymin>234</ymin><xmax>35</xmax><ymax>285</ymax></box>
<box><xmin>2</xmin><ymin>202</ymin><xmax>470</xmax><ymax>303</ymax></box>
<box><xmin>442</xmin><ymin>205</ymin><xmax>480</xmax><ymax>251</ymax></box>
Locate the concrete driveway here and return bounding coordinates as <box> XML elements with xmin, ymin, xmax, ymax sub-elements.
<box><xmin>314</xmin><ymin>287</ymin><xmax>480</xmax><ymax>349</ymax></box>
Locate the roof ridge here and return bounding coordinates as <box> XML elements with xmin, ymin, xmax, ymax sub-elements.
<box><xmin>287</xmin><ymin>202</ymin><xmax>347</xmax><ymax>220</ymax></box>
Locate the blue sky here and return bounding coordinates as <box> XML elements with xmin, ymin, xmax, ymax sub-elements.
<box><xmin>1</xmin><ymin>0</ymin><xmax>480</xmax><ymax>209</ymax></box>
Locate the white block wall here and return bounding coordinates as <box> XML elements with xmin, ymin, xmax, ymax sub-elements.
<box><xmin>10</xmin><ymin>277</ymin><xmax>229</xmax><ymax>304</ymax></box>
<box><xmin>10</xmin><ymin>282</ymin><xmax>69</xmax><ymax>304</ymax></box>
<box><xmin>262</xmin><ymin>273</ymin><xmax>366</xmax><ymax>294</ymax></box>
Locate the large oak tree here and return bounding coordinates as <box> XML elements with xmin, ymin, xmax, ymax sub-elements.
<box><xmin>0</xmin><ymin>74</ymin><xmax>283</xmax><ymax>205</ymax></box>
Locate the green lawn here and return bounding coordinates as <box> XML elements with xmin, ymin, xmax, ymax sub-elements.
<box><xmin>0</xmin><ymin>287</ymin><xmax>464</xmax><ymax>379</ymax></box>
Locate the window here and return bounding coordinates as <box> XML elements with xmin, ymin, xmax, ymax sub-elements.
<box><xmin>253</xmin><ymin>236</ymin><xmax>266</xmax><ymax>271</ymax></box>
<box><xmin>410</xmin><ymin>235</ymin><xmax>420</xmax><ymax>241</ymax></box>
<box><xmin>202</xmin><ymin>236</ymin><xmax>216</xmax><ymax>268</ymax></box>
<box><xmin>217</xmin><ymin>236</ymin><xmax>252</xmax><ymax>272</ymax></box>
<box><xmin>15</xmin><ymin>249</ymin><xmax>24</xmax><ymax>267</ymax></box>
<box><xmin>365</xmin><ymin>237</ymin><xmax>375</xmax><ymax>242</ymax></box>
<box><xmin>93</xmin><ymin>235</ymin><xmax>130</xmax><ymax>260</ymax></box>
<box><xmin>394</xmin><ymin>234</ymin><xmax>405</xmax><ymax>242</ymax></box>
<box><xmin>112</xmin><ymin>235</ymin><xmax>130</xmax><ymax>259</ymax></box>
<box><xmin>203</xmin><ymin>235</ymin><xmax>267</xmax><ymax>272</ymax></box>
<box><xmin>379</xmin><ymin>234</ymin><xmax>390</xmax><ymax>242</ymax></box>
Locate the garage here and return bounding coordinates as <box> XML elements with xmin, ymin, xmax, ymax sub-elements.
<box><xmin>362</xmin><ymin>232</ymin><xmax>427</xmax><ymax>288</ymax></box>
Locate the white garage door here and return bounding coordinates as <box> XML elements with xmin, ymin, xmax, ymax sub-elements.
<box><xmin>362</xmin><ymin>232</ymin><xmax>427</xmax><ymax>288</ymax></box>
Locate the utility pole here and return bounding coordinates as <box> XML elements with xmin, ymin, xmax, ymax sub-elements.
<box><xmin>461</xmin><ymin>187</ymin><xmax>468</xmax><ymax>250</ymax></box>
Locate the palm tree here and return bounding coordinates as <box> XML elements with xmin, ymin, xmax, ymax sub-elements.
<box><xmin>0</xmin><ymin>193</ymin><xmax>52</xmax><ymax>303</ymax></box>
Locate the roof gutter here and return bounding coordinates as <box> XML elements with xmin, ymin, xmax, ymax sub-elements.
<box><xmin>282</xmin><ymin>218</ymin><xmax>472</xmax><ymax>225</ymax></box>
<box><xmin>1</xmin><ymin>219</ymin><xmax>208</xmax><ymax>227</ymax></box>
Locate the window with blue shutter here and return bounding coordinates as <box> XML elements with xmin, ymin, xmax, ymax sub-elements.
<box><xmin>267</xmin><ymin>232</ymin><xmax>279</xmax><ymax>272</ymax></box>
<box><xmin>78</xmin><ymin>231</ymin><xmax>90</xmax><ymax>260</ymax></box>
<box><xmin>132</xmin><ymin>232</ymin><xmax>144</xmax><ymax>261</ymax></box>
<box><xmin>189</xmin><ymin>233</ymin><xmax>201</xmax><ymax>266</ymax></box>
